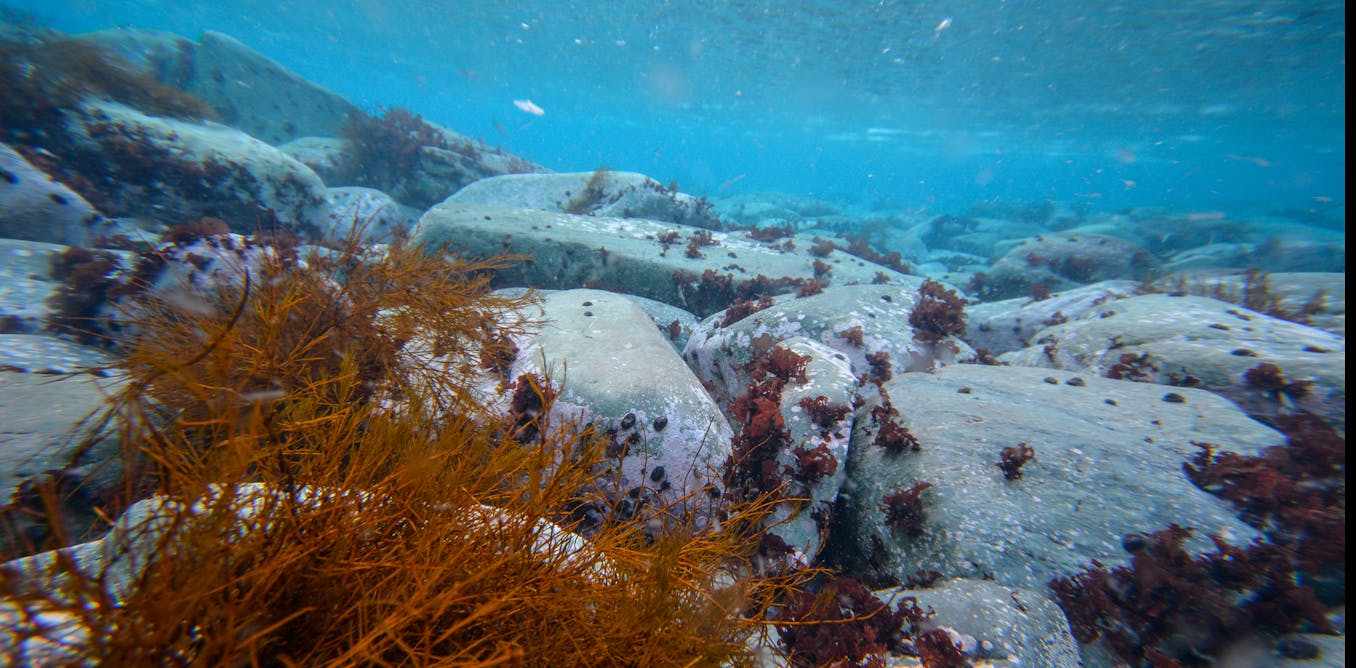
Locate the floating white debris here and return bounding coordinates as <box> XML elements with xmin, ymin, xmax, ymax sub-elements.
<box><xmin>513</xmin><ymin>99</ymin><xmax>546</xmax><ymax>116</ymax></box>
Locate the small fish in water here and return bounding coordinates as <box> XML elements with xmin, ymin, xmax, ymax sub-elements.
<box><xmin>934</xmin><ymin>17</ymin><xmax>952</xmax><ymax>35</ymax></box>
<box><xmin>513</xmin><ymin>99</ymin><xmax>546</xmax><ymax>116</ymax></box>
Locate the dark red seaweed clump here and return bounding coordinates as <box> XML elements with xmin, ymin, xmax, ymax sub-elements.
<box><xmin>997</xmin><ymin>443</ymin><xmax>1035</xmax><ymax>480</ymax></box>
<box><xmin>773</xmin><ymin>576</ymin><xmax>927</xmax><ymax>667</ymax></box>
<box><xmin>909</xmin><ymin>279</ymin><xmax>966</xmax><ymax>344</ymax></box>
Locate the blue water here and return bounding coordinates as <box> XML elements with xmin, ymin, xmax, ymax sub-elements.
<box><xmin>12</xmin><ymin>0</ymin><xmax>1345</xmax><ymax>218</ymax></box>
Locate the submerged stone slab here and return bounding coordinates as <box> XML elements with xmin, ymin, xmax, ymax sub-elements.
<box><xmin>834</xmin><ymin>364</ymin><xmax>1279</xmax><ymax>593</ymax></box>
<box><xmin>0</xmin><ymin>369</ymin><xmax>123</xmax><ymax>557</ymax></box>
<box><xmin>73</xmin><ymin>29</ymin><xmax>360</xmax><ymax>146</ymax></box>
<box><xmin>0</xmin><ymin>239</ymin><xmax>70</xmax><ymax>335</ymax></box>
<box><xmin>448</xmin><ymin>171</ymin><xmax>724</xmax><ymax>229</ymax></box>
<box><xmin>965</xmin><ymin>280</ymin><xmax>1141</xmax><ymax>355</ymax></box>
<box><xmin>684</xmin><ymin>283</ymin><xmax>974</xmax><ymax>402</ymax></box>
<box><xmin>975</xmin><ymin>233</ymin><xmax>1158</xmax><ymax>300</ymax></box>
<box><xmin>320</xmin><ymin>186</ymin><xmax>416</xmax><ymax>243</ymax></box>
<box><xmin>1</xmin><ymin>143</ymin><xmax>114</xmax><ymax>247</ymax></box>
<box><xmin>998</xmin><ymin>293</ymin><xmax>1345</xmax><ymax>427</ymax></box>
<box><xmin>414</xmin><ymin>202</ymin><xmax>914</xmax><ymax>317</ymax></box>
<box><xmin>69</xmin><ymin>100</ymin><xmax>329</xmax><ymax>233</ymax></box>
<box><xmin>899</xmin><ymin>578</ymin><xmax>1080</xmax><ymax>668</ymax></box>
<box><xmin>509</xmin><ymin>289</ymin><xmax>733</xmax><ymax>521</ymax></box>
<box><xmin>743</xmin><ymin>335</ymin><xmax>857</xmax><ymax>563</ymax></box>
<box><xmin>1150</xmin><ymin>270</ymin><xmax>1346</xmax><ymax>336</ymax></box>
<box><xmin>184</xmin><ymin>31</ymin><xmax>362</xmax><ymax>145</ymax></box>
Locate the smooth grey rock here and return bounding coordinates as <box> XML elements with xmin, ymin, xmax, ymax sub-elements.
<box><xmin>0</xmin><ymin>369</ymin><xmax>122</xmax><ymax>556</ymax></box>
<box><xmin>617</xmin><ymin>293</ymin><xmax>700</xmax><ymax>353</ymax></box>
<box><xmin>509</xmin><ymin>289</ymin><xmax>733</xmax><ymax>524</ymax></box>
<box><xmin>1161</xmin><ymin>241</ymin><xmax>1256</xmax><ymax>272</ymax></box>
<box><xmin>181</xmin><ymin>32</ymin><xmax>363</xmax><ymax>145</ymax></box>
<box><xmin>450</xmin><ymin>171</ymin><xmax>724</xmax><ymax>229</ymax></box>
<box><xmin>70</xmin><ymin>27</ymin><xmax>193</xmax><ymax>80</ymax></box>
<box><xmin>0</xmin><ymin>239</ymin><xmax>68</xmax><ymax>334</ymax></box>
<box><xmin>70</xmin><ymin>29</ymin><xmax>359</xmax><ymax>147</ymax></box>
<box><xmin>1</xmin><ymin>143</ymin><xmax>114</xmax><ymax>247</ymax></box>
<box><xmin>69</xmin><ymin>100</ymin><xmax>329</xmax><ymax>233</ymax></box>
<box><xmin>278</xmin><ymin>136</ymin><xmax>347</xmax><ymax>182</ymax></box>
<box><xmin>976</xmin><ymin>233</ymin><xmax>1158</xmax><ymax>300</ymax></box>
<box><xmin>0</xmin><ymin>335</ymin><xmax>113</xmax><ymax>374</ymax></box>
<box><xmin>965</xmin><ymin>280</ymin><xmax>1141</xmax><ymax>355</ymax></box>
<box><xmin>898</xmin><ymin>579</ymin><xmax>1080</xmax><ymax>668</ymax></box>
<box><xmin>999</xmin><ymin>294</ymin><xmax>1345</xmax><ymax>427</ymax></box>
<box><xmin>321</xmin><ymin>186</ymin><xmax>415</xmax><ymax>243</ymax></box>
<box><xmin>711</xmin><ymin>192</ymin><xmax>842</xmax><ymax>228</ymax></box>
<box><xmin>833</xmin><ymin>364</ymin><xmax>1279</xmax><ymax>593</ymax></box>
<box><xmin>414</xmin><ymin>202</ymin><xmax>915</xmax><ymax>317</ymax></box>
<box><xmin>370</xmin><ymin>127</ymin><xmax>548</xmax><ymax>209</ymax></box>
<box><xmin>684</xmin><ymin>283</ymin><xmax>974</xmax><ymax>402</ymax></box>
<box><xmin>1151</xmin><ymin>270</ymin><xmax>1345</xmax><ymax>336</ymax></box>
<box><xmin>913</xmin><ymin>215</ymin><xmax>1044</xmax><ymax>259</ymax></box>
<box><xmin>748</xmin><ymin>335</ymin><xmax>857</xmax><ymax>563</ymax></box>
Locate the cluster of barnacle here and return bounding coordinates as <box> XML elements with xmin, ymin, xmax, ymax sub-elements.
<box><xmin>1051</xmin><ymin>413</ymin><xmax>1344</xmax><ymax>665</ymax></box>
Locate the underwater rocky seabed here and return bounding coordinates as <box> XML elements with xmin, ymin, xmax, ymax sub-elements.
<box><xmin>0</xmin><ymin>21</ymin><xmax>1346</xmax><ymax>668</ymax></box>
